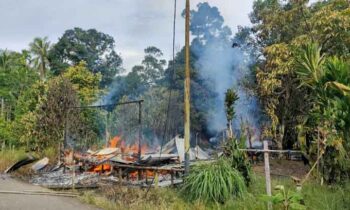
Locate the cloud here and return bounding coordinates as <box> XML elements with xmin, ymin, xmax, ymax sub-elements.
<box><xmin>0</xmin><ymin>0</ymin><xmax>253</xmax><ymax>71</ymax></box>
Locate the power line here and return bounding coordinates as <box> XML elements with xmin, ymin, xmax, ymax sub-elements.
<box><xmin>146</xmin><ymin>0</ymin><xmax>177</xmax><ymax>195</ymax></box>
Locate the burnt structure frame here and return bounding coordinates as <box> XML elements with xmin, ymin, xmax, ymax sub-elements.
<box><xmin>63</xmin><ymin>99</ymin><xmax>144</xmax><ymax>162</ymax></box>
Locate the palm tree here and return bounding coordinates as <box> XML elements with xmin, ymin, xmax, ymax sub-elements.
<box><xmin>0</xmin><ymin>50</ymin><xmax>12</xmax><ymax>69</ymax></box>
<box><xmin>29</xmin><ymin>37</ymin><xmax>50</xmax><ymax>81</ymax></box>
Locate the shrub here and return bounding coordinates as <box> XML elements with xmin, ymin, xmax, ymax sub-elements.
<box><xmin>182</xmin><ymin>158</ymin><xmax>246</xmax><ymax>203</ymax></box>
<box><xmin>261</xmin><ymin>185</ymin><xmax>306</xmax><ymax>210</ymax></box>
<box><xmin>223</xmin><ymin>136</ymin><xmax>252</xmax><ymax>185</ymax></box>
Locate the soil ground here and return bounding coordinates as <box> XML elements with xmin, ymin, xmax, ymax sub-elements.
<box><xmin>0</xmin><ymin>174</ymin><xmax>99</xmax><ymax>210</ymax></box>
<box><xmin>253</xmin><ymin>159</ymin><xmax>310</xmax><ymax>179</ymax></box>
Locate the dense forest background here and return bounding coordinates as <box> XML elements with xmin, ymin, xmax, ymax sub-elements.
<box><xmin>0</xmin><ymin>0</ymin><xmax>349</xmax><ymax>182</ymax></box>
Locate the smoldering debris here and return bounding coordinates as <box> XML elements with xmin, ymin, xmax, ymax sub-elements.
<box><xmin>27</xmin><ymin>136</ymin><xmax>210</xmax><ymax>189</ymax></box>
<box><xmin>30</xmin><ymin>170</ymin><xmax>99</xmax><ymax>189</ymax></box>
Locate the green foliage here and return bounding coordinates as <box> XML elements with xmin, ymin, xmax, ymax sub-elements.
<box><xmin>63</xmin><ymin>61</ymin><xmax>101</xmax><ymax>104</ymax></box>
<box><xmin>225</xmin><ymin>88</ymin><xmax>239</xmax><ymax>123</ymax></box>
<box><xmin>29</xmin><ymin>37</ymin><xmax>51</xmax><ymax>81</ymax></box>
<box><xmin>223</xmin><ymin>136</ymin><xmax>252</xmax><ymax>185</ymax></box>
<box><xmin>140</xmin><ymin>47</ymin><xmax>166</xmax><ymax>86</ymax></box>
<box><xmin>295</xmin><ymin>43</ymin><xmax>325</xmax><ymax>89</ymax></box>
<box><xmin>48</xmin><ymin>27</ymin><xmax>123</xmax><ymax>87</ymax></box>
<box><xmin>182</xmin><ymin>159</ymin><xmax>246</xmax><ymax>203</ymax></box>
<box><xmin>296</xmin><ymin>43</ymin><xmax>350</xmax><ymax>183</ymax></box>
<box><xmin>252</xmin><ymin>0</ymin><xmax>350</xmax><ymax>150</ymax></box>
<box><xmin>0</xmin><ymin>51</ymin><xmax>39</xmax><ymax>115</ymax></box>
<box><xmin>261</xmin><ymin>185</ymin><xmax>306</xmax><ymax>210</ymax></box>
<box><xmin>141</xmin><ymin>87</ymin><xmax>182</xmax><ymax>141</ymax></box>
<box><xmin>29</xmin><ymin>77</ymin><xmax>80</xmax><ymax>151</ymax></box>
<box><xmin>0</xmin><ymin>118</ymin><xmax>14</xmax><ymax>146</ymax></box>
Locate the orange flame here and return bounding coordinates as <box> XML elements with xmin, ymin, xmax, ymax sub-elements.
<box><xmin>109</xmin><ymin>136</ymin><xmax>121</xmax><ymax>148</ymax></box>
<box><xmin>90</xmin><ymin>135</ymin><xmax>164</xmax><ymax>178</ymax></box>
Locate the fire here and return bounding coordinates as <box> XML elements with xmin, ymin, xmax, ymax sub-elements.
<box><xmin>90</xmin><ymin>135</ymin><xmax>150</xmax><ymax>173</ymax></box>
<box><xmin>120</xmin><ymin>140</ymin><xmax>149</xmax><ymax>161</ymax></box>
<box><xmin>128</xmin><ymin>170</ymin><xmax>155</xmax><ymax>180</ymax></box>
<box><xmin>109</xmin><ymin>136</ymin><xmax>121</xmax><ymax>148</ymax></box>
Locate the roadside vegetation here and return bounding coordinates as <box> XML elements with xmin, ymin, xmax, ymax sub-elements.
<box><xmin>79</xmin><ymin>174</ymin><xmax>350</xmax><ymax>210</ymax></box>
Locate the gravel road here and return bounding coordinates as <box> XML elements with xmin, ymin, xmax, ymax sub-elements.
<box><xmin>0</xmin><ymin>175</ymin><xmax>100</xmax><ymax>210</ymax></box>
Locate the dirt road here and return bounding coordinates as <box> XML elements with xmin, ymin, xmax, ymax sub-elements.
<box><xmin>0</xmin><ymin>175</ymin><xmax>99</xmax><ymax>210</ymax></box>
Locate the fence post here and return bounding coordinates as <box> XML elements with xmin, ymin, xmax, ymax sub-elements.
<box><xmin>1</xmin><ymin>98</ymin><xmax>4</xmax><ymax>119</ymax></box>
<box><xmin>264</xmin><ymin>140</ymin><xmax>272</xmax><ymax>210</ymax></box>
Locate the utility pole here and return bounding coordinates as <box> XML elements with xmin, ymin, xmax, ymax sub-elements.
<box><xmin>184</xmin><ymin>0</ymin><xmax>191</xmax><ymax>175</ymax></box>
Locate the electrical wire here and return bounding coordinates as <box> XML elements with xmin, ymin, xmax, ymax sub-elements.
<box><xmin>145</xmin><ymin>0</ymin><xmax>177</xmax><ymax>196</ymax></box>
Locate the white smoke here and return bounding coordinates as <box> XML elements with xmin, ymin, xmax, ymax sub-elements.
<box><xmin>193</xmin><ymin>37</ymin><xmax>260</xmax><ymax>137</ymax></box>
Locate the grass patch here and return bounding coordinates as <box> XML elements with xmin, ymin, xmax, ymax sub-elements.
<box><xmin>0</xmin><ymin>147</ymin><xmax>57</xmax><ymax>178</ymax></box>
<box><xmin>0</xmin><ymin>149</ymin><xmax>27</xmax><ymax>172</ymax></box>
<box><xmin>79</xmin><ymin>174</ymin><xmax>350</xmax><ymax>210</ymax></box>
<box><xmin>80</xmin><ymin>186</ymin><xmax>207</xmax><ymax>210</ymax></box>
<box><xmin>182</xmin><ymin>159</ymin><xmax>246</xmax><ymax>203</ymax></box>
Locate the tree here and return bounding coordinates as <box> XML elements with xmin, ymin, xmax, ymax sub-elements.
<box><xmin>187</xmin><ymin>2</ymin><xmax>232</xmax><ymax>52</ymax></box>
<box><xmin>140</xmin><ymin>47</ymin><xmax>166</xmax><ymax>86</ymax></box>
<box><xmin>296</xmin><ymin>43</ymin><xmax>350</xmax><ymax>183</ymax></box>
<box><xmin>225</xmin><ymin>88</ymin><xmax>239</xmax><ymax>138</ymax></box>
<box><xmin>127</xmin><ymin>46</ymin><xmax>166</xmax><ymax>93</ymax></box>
<box><xmin>251</xmin><ymin>0</ymin><xmax>350</xmax><ymax>149</ymax></box>
<box><xmin>164</xmin><ymin>46</ymin><xmax>217</xmax><ymax>137</ymax></box>
<box><xmin>63</xmin><ymin>61</ymin><xmax>101</xmax><ymax>104</ymax></box>
<box><xmin>29</xmin><ymin>37</ymin><xmax>51</xmax><ymax>81</ymax></box>
<box><xmin>0</xmin><ymin>50</ymin><xmax>39</xmax><ymax>121</ymax></box>
<box><xmin>32</xmin><ymin>77</ymin><xmax>80</xmax><ymax>151</ymax></box>
<box><xmin>49</xmin><ymin>28</ymin><xmax>123</xmax><ymax>87</ymax></box>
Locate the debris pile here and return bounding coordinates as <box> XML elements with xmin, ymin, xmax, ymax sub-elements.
<box><xmin>5</xmin><ymin>135</ymin><xmax>211</xmax><ymax>189</ymax></box>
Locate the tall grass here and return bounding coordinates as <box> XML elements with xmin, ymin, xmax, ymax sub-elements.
<box><xmin>182</xmin><ymin>158</ymin><xmax>247</xmax><ymax>203</ymax></box>
<box><xmin>0</xmin><ymin>149</ymin><xmax>27</xmax><ymax>172</ymax></box>
<box><xmin>0</xmin><ymin>147</ymin><xmax>56</xmax><ymax>177</ymax></box>
<box><xmin>80</xmin><ymin>173</ymin><xmax>350</xmax><ymax>210</ymax></box>
<box><xmin>302</xmin><ymin>181</ymin><xmax>350</xmax><ymax>210</ymax></box>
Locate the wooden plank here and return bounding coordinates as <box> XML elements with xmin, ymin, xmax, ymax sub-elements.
<box><xmin>239</xmin><ymin>149</ymin><xmax>301</xmax><ymax>153</ymax></box>
<box><xmin>109</xmin><ymin>162</ymin><xmax>184</xmax><ymax>172</ymax></box>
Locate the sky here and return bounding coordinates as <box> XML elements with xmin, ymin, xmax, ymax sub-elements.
<box><xmin>0</xmin><ymin>0</ymin><xmax>254</xmax><ymax>71</ymax></box>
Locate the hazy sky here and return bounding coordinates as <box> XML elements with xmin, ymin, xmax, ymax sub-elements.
<box><xmin>0</xmin><ymin>0</ymin><xmax>254</xmax><ymax>71</ymax></box>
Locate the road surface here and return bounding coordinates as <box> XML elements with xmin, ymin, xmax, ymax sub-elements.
<box><xmin>0</xmin><ymin>175</ymin><xmax>99</xmax><ymax>210</ymax></box>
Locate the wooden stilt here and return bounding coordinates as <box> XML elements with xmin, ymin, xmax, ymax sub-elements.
<box><xmin>118</xmin><ymin>168</ymin><xmax>122</xmax><ymax>185</ymax></box>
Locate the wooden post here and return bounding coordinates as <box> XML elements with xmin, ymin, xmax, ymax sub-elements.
<box><xmin>105</xmin><ymin>112</ymin><xmax>109</xmax><ymax>147</ymax></box>
<box><xmin>118</xmin><ymin>168</ymin><xmax>123</xmax><ymax>185</ymax></box>
<box><xmin>72</xmin><ymin>160</ymin><xmax>75</xmax><ymax>190</ymax></box>
<box><xmin>184</xmin><ymin>0</ymin><xmax>191</xmax><ymax>176</ymax></box>
<box><xmin>138</xmin><ymin>101</ymin><xmax>143</xmax><ymax>162</ymax></box>
<box><xmin>317</xmin><ymin>127</ymin><xmax>320</xmax><ymax>180</ymax></box>
<box><xmin>171</xmin><ymin>171</ymin><xmax>174</xmax><ymax>186</ymax></box>
<box><xmin>154</xmin><ymin>171</ymin><xmax>159</xmax><ymax>188</ymax></box>
<box><xmin>138</xmin><ymin>170</ymin><xmax>142</xmax><ymax>182</ymax></box>
<box><xmin>1</xmin><ymin>98</ymin><xmax>4</xmax><ymax>119</ymax></box>
<box><xmin>264</xmin><ymin>141</ymin><xmax>272</xmax><ymax>210</ymax></box>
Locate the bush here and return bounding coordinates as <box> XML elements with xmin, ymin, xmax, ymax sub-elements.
<box><xmin>223</xmin><ymin>137</ymin><xmax>252</xmax><ymax>185</ymax></box>
<box><xmin>182</xmin><ymin>158</ymin><xmax>246</xmax><ymax>203</ymax></box>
